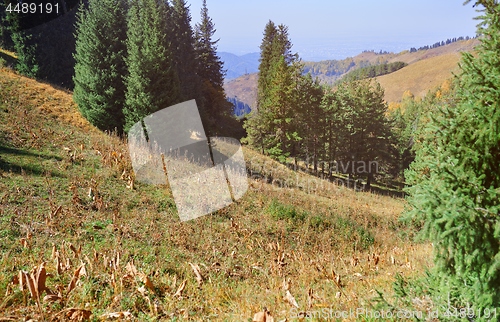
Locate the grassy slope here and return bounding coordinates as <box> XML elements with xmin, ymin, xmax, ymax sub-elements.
<box><xmin>376</xmin><ymin>52</ymin><xmax>462</xmax><ymax>103</ymax></box>
<box><xmin>0</xmin><ymin>67</ymin><xmax>431</xmax><ymax>321</ymax></box>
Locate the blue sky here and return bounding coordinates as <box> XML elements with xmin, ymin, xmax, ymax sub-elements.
<box><xmin>189</xmin><ymin>0</ymin><xmax>481</xmax><ymax>60</ymax></box>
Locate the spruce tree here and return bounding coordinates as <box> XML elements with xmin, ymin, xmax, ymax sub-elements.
<box><xmin>405</xmin><ymin>0</ymin><xmax>500</xmax><ymax>313</ymax></box>
<box><xmin>73</xmin><ymin>0</ymin><xmax>128</xmax><ymax>133</ymax></box>
<box><xmin>124</xmin><ymin>0</ymin><xmax>181</xmax><ymax>132</ymax></box>
<box><xmin>169</xmin><ymin>0</ymin><xmax>201</xmax><ymax>101</ymax></box>
<box><xmin>194</xmin><ymin>0</ymin><xmax>234</xmax><ymax>136</ymax></box>
<box><xmin>244</xmin><ymin>21</ymin><xmax>300</xmax><ymax>161</ymax></box>
<box><xmin>336</xmin><ymin>79</ymin><xmax>390</xmax><ymax>188</ymax></box>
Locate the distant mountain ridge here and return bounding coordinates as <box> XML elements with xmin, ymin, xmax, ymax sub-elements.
<box><xmin>224</xmin><ymin>38</ymin><xmax>479</xmax><ymax>107</ymax></box>
<box><xmin>219</xmin><ymin>52</ymin><xmax>260</xmax><ymax>80</ymax></box>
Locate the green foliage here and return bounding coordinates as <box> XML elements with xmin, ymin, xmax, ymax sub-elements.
<box><xmin>73</xmin><ymin>0</ymin><xmax>128</xmax><ymax>133</ymax></box>
<box><xmin>123</xmin><ymin>0</ymin><xmax>181</xmax><ymax>132</ymax></box>
<box><xmin>404</xmin><ymin>0</ymin><xmax>500</xmax><ymax>315</ymax></box>
<box><xmin>245</xmin><ymin>22</ymin><xmax>304</xmax><ymax>161</ymax></box>
<box><xmin>327</xmin><ymin>79</ymin><xmax>391</xmax><ymax>188</ymax></box>
<box><xmin>5</xmin><ymin>10</ymin><xmax>38</xmax><ymax>78</ymax></box>
<box><xmin>303</xmin><ymin>58</ymin><xmax>359</xmax><ymax>78</ymax></box>
<box><xmin>332</xmin><ymin>216</ymin><xmax>374</xmax><ymax>251</ymax></box>
<box><xmin>194</xmin><ymin>0</ymin><xmax>236</xmax><ymax>137</ymax></box>
<box><xmin>169</xmin><ymin>0</ymin><xmax>202</xmax><ymax>102</ymax></box>
<box><xmin>338</xmin><ymin>61</ymin><xmax>407</xmax><ymax>84</ymax></box>
<box><xmin>268</xmin><ymin>199</ymin><xmax>307</xmax><ymax>223</ymax></box>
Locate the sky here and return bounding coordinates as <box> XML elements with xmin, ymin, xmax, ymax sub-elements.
<box><xmin>188</xmin><ymin>0</ymin><xmax>481</xmax><ymax>61</ymax></box>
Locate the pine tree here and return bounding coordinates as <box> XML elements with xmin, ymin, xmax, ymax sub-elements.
<box><xmin>2</xmin><ymin>2</ymin><xmax>38</xmax><ymax>77</ymax></box>
<box><xmin>194</xmin><ymin>0</ymin><xmax>234</xmax><ymax>136</ymax></box>
<box><xmin>169</xmin><ymin>0</ymin><xmax>201</xmax><ymax>101</ymax></box>
<box><xmin>0</xmin><ymin>0</ymin><xmax>15</xmax><ymax>51</ymax></box>
<box><xmin>124</xmin><ymin>0</ymin><xmax>181</xmax><ymax>132</ymax></box>
<box><xmin>336</xmin><ymin>79</ymin><xmax>390</xmax><ymax>188</ymax></box>
<box><xmin>73</xmin><ymin>0</ymin><xmax>128</xmax><ymax>133</ymax></box>
<box><xmin>296</xmin><ymin>73</ymin><xmax>324</xmax><ymax>171</ymax></box>
<box><xmin>405</xmin><ymin>0</ymin><xmax>500</xmax><ymax>313</ymax></box>
<box><xmin>245</xmin><ymin>21</ymin><xmax>300</xmax><ymax>161</ymax></box>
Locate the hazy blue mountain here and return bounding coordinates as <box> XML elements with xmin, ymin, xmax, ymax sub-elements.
<box><xmin>219</xmin><ymin>52</ymin><xmax>260</xmax><ymax>80</ymax></box>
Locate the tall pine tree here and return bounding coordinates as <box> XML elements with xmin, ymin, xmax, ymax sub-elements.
<box><xmin>124</xmin><ymin>0</ymin><xmax>181</xmax><ymax>132</ymax></box>
<box><xmin>73</xmin><ymin>0</ymin><xmax>128</xmax><ymax>132</ymax></box>
<box><xmin>405</xmin><ymin>0</ymin><xmax>500</xmax><ymax>313</ymax></box>
<box><xmin>169</xmin><ymin>0</ymin><xmax>201</xmax><ymax>102</ymax></box>
<box><xmin>194</xmin><ymin>0</ymin><xmax>234</xmax><ymax>136</ymax></box>
<box><xmin>245</xmin><ymin>21</ymin><xmax>301</xmax><ymax>161</ymax></box>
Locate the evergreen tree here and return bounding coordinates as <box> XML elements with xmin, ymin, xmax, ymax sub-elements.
<box><xmin>0</xmin><ymin>0</ymin><xmax>15</xmax><ymax>51</ymax></box>
<box><xmin>245</xmin><ymin>21</ymin><xmax>300</xmax><ymax>161</ymax></box>
<box><xmin>124</xmin><ymin>0</ymin><xmax>181</xmax><ymax>132</ymax></box>
<box><xmin>405</xmin><ymin>0</ymin><xmax>500</xmax><ymax>313</ymax></box>
<box><xmin>2</xmin><ymin>3</ymin><xmax>38</xmax><ymax>77</ymax></box>
<box><xmin>296</xmin><ymin>73</ymin><xmax>324</xmax><ymax>172</ymax></box>
<box><xmin>336</xmin><ymin>79</ymin><xmax>390</xmax><ymax>188</ymax></box>
<box><xmin>169</xmin><ymin>0</ymin><xmax>201</xmax><ymax>101</ymax></box>
<box><xmin>73</xmin><ymin>0</ymin><xmax>128</xmax><ymax>132</ymax></box>
<box><xmin>194</xmin><ymin>0</ymin><xmax>234</xmax><ymax>136</ymax></box>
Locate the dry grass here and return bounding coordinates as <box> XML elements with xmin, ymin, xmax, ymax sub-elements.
<box><xmin>376</xmin><ymin>53</ymin><xmax>462</xmax><ymax>103</ymax></box>
<box><xmin>0</xmin><ymin>66</ymin><xmax>433</xmax><ymax>321</ymax></box>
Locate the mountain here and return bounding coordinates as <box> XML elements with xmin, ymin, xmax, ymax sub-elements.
<box><xmin>219</xmin><ymin>52</ymin><xmax>259</xmax><ymax>80</ymax></box>
<box><xmin>224</xmin><ymin>38</ymin><xmax>479</xmax><ymax>106</ymax></box>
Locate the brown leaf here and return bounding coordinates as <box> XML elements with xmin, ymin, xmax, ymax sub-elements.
<box><xmin>125</xmin><ymin>261</ymin><xmax>138</xmax><ymax>276</ymax></box>
<box><xmin>67</xmin><ymin>265</ymin><xmax>84</xmax><ymax>295</ymax></box>
<box><xmin>173</xmin><ymin>279</ymin><xmax>187</xmax><ymax>297</ymax></box>
<box><xmin>20</xmin><ymin>238</ymin><xmax>29</xmax><ymax>248</ymax></box>
<box><xmin>253</xmin><ymin>308</ymin><xmax>274</xmax><ymax>322</ymax></box>
<box><xmin>67</xmin><ymin>308</ymin><xmax>92</xmax><ymax>321</ymax></box>
<box><xmin>188</xmin><ymin>262</ymin><xmax>204</xmax><ymax>286</ymax></box>
<box><xmin>69</xmin><ymin>243</ymin><xmax>81</xmax><ymax>258</ymax></box>
<box><xmin>21</xmin><ymin>271</ymin><xmax>36</xmax><ymax>298</ymax></box>
<box><xmin>51</xmin><ymin>244</ymin><xmax>57</xmax><ymax>259</ymax></box>
<box><xmin>284</xmin><ymin>290</ymin><xmax>299</xmax><ymax>308</ymax></box>
<box><xmin>55</xmin><ymin>254</ymin><xmax>63</xmax><ymax>275</ymax></box>
<box><xmin>138</xmin><ymin>272</ymin><xmax>155</xmax><ymax>292</ymax></box>
<box><xmin>32</xmin><ymin>262</ymin><xmax>51</xmax><ymax>296</ymax></box>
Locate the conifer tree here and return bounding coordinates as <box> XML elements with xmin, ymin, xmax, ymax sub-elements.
<box><xmin>194</xmin><ymin>0</ymin><xmax>234</xmax><ymax>136</ymax></box>
<box><xmin>336</xmin><ymin>79</ymin><xmax>390</xmax><ymax>188</ymax></box>
<box><xmin>73</xmin><ymin>0</ymin><xmax>128</xmax><ymax>132</ymax></box>
<box><xmin>245</xmin><ymin>21</ymin><xmax>300</xmax><ymax>161</ymax></box>
<box><xmin>405</xmin><ymin>0</ymin><xmax>500</xmax><ymax>312</ymax></box>
<box><xmin>124</xmin><ymin>0</ymin><xmax>181</xmax><ymax>132</ymax></box>
<box><xmin>169</xmin><ymin>0</ymin><xmax>201</xmax><ymax>101</ymax></box>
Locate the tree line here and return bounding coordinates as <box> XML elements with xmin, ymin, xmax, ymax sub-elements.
<box><xmin>1</xmin><ymin>0</ymin><xmax>238</xmax><ymax>137</ymax></box>
<box><xmin>243</xmin><ymin>21</ymin><xmax>396</xmax><ymax>189</ymax></box>
<box><xmin>337</xmin><ymin>61</ymin><xmax>407</xmax><ymax>84</ymax></box>
<box><xmin>73</xmin><ymin>0</ymin><xmax>238</xmax><ymax>136</ymax></box>
<box><xmin>409</xmin><ymin>35</ymin><xmax>477</xmax><ymax>52</ymax></box>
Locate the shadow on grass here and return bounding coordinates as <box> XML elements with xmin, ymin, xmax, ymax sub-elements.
<box><xmin>0</xmin><ymin>145</ymin><xmax>65</xmax><ymax>177</ymax></box>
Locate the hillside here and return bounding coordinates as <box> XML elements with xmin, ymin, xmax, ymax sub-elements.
<box><xmin>224</xmin><ymin>72</ymin><xmax>258</xmax><ymax>110</ymax></box>
<box><xmin>376</xmin><ymin>52</ymin><xmax>463</xmax><ymax>102</ymax></box>
<box><xmin>0</xmin><ymin>66</ymin><xmax>431</xmax><ymax>320</ymax></box>
<box><xmin>224</xmin><ymin>39</ymin><xmax>479</xmax><ymax>107</ymax></box>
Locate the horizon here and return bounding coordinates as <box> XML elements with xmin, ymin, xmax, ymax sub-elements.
<box><xmin>189</xmin><ymin>0</ymin><xmax>480</xmax><ymax>61</ymax></box>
